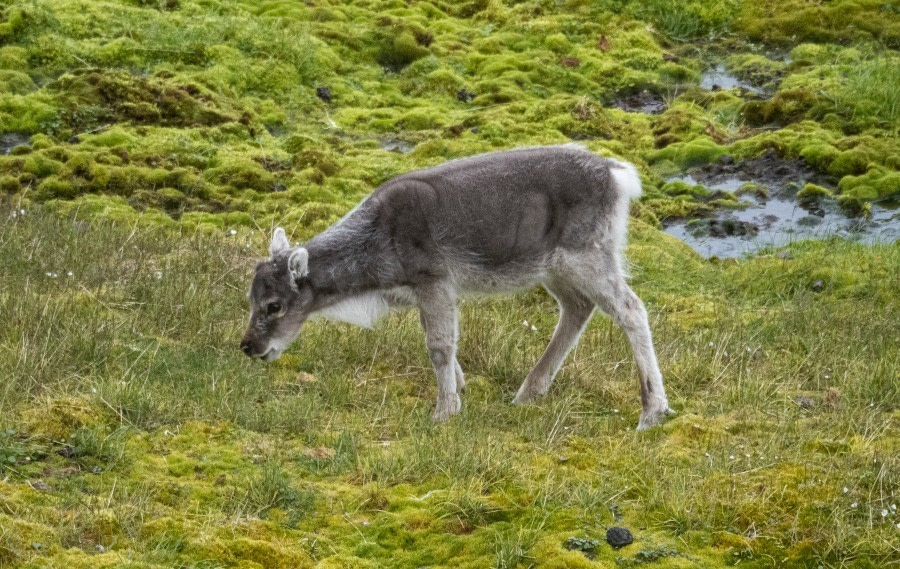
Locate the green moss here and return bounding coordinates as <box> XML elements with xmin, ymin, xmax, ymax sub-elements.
<box><xmin>22</xmin><ymin>152</ymin><xmax>63</xmax><ymax>177</ymax></box>
<box><xmin>836</xmin><ymin>195</ymin><xmax>872</xmax><ymax>217</ymax></box>
<box><xmin>735</xmin><ymin>182</ymin><xmax>768</xmax><ymax>200</ymax></box>
<box><xmin>650</xmin><ymin>137</ymin><xmax>726</xmax><ymax>170</ymax></box>
<box><xmin>828</xmin><ymin>150</ymin><xmax>871</xmax><ymax>178</ymax></box>
<box><xmin>726</xmin><ymin>54</ymin><xmax>785</xmax><ymax>88</ymax></box>
<box><xmin>742</xmin><ymin>88</ymin><xmax>816</xmax><ymax>126</ymax></box>
<box><xmin>738</xmin><ymin>0</ymin><xmax>900</xmax><ymax>47</ymax></box>
<box><xmin>796</xmin><ymin>183</ymin><xmax>832</xmax><ymax>206</ymax></box>
<box><xmin>799</xmin><ymin>143</ymin><xmax>839</xmax><ymax>171</ymax></box>
<box><xmin>839</xmin><ymin>169</ymin><xmax>900</xmax><ymax>200</ymax></box>
<box><xmin>544</xmin><ymin>33</ymin><xmax>570</xmax><ymax>53</ymax></box>
<box><xmin>378</xmin><ymin>30</ymin><xmax>429</xmax><ymax>69</ymax></box>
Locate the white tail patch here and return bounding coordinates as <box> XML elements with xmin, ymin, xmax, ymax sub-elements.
<box><xmin>609</xmin><ymin>160</ymin><xmax>643</xmax><ymax>201</ymax></box>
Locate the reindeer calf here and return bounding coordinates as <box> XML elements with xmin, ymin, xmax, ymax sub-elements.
<box><xmin>240</xmin><ymin>145</ymin><xmax>673</xmax><ymax>429</ymax></box>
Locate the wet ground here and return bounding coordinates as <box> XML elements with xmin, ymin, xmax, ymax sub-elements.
<box><xmin>699</xmin><ymin>64</ymin><xmax>765</xmax><ymax>95</ymax></box>
<box><xmin>612</xmin><ymin>90</ymin><xmax>667</xmax><ymax>114</ymax></box>
<box><xmin>612</xmin><ymin>64</ymin><xmax>767</xmax><ymax>114</ymax></box>
<box><xmin>2</xmin><ymin>133</ymin><xmax>30</xmax><ymax>155</ymax></box>
<box><xmin>662</xmin><ymin>153</ymin><xmax>899</xmax><ymax>257</ymax></box>
<box><xmin>381</xmin><ymin>138</ymin><xmax>415</xmax><ymax>153</ymax></box>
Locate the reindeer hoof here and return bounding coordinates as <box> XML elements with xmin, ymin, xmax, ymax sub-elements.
<box><xmin>432</xmin><ymin>394</ymin><xmax>462</xmax><ymax>422</ymax></box>
<box><xmin>636</xmin><ymin>406</ymin><xmax>676</xmax><ymax>431</ymax></box>
<box><xmin>512</xmin><ymin>390</ymin><xmax>544</xmax><ymax>406</ymax></box>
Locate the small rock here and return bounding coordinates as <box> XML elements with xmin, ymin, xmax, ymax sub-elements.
<box><xmin>315</xmin><ymin>86</ymin><xmax>332</xmax><ymax>102</ymax></box>
<box><xmin>470</xmin><ymin>126</ymin><xmax>480</xmax><ymax>134</ymax></box>
<box><xmin>811</xmin><ymin>279</ymin><xmax>824</xmax><ymax>292</ymax></box>
<box><xmin>91</xmin><ymin>466</ymin><xmax>102</xmax><ymax>474</ymax></box>
<box><xmin>793</xmin><ymin>395</ymin><xmax>817</xmax><ymax>409</ymax></box>
<box><xmin>606</xmin><ymin>526</ymin><xmax>633</xmax><ymax>548</ymax></box>
<box><xmin>720</xmin><ymin>155</ymin><xmax>734</xmax><ymax>165</ymax></box>
<box><xmin>457</xmin><ymin>88</ymin><xmax>476</xmax><ymax>103</ymax></box>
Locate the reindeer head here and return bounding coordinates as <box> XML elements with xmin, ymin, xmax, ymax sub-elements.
<box><xmin>240</xmin><ymin>228</ymin><xmax>314</xmax><ymax>361</ymax></box>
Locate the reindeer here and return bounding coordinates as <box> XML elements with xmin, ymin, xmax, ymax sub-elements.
<box><xmin>240</xmin><ymin>144</ymin><xmax>674</xmax><ymax>429</ymax></box>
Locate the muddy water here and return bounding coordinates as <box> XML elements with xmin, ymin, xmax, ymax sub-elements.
<box><xmin>663</xmin><ymin>174</ymin><xmax>899</xmax><ymax>258</ymax></box>
<box><xmin>699</xmin><ymin>64</ymin><xmax>764</xmax><ymax>95</ymax></box>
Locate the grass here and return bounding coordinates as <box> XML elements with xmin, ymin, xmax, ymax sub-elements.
<box><xmin>0</xmin><ymin>0</ymin><xmax>898</xmax><ymax>567</ymax></box>
<box><xmin>0</xmin><ymin>206</ymin><xmax>897</xmax><ymax>568</ymax></box>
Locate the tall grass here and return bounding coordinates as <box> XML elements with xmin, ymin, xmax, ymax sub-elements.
<box><xmin>0</xmin><ymin>206</ymin><xmax>897</xmax><ymax>567</ymax></box>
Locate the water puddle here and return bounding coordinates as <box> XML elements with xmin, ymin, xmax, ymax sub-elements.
<box><xmin>699</xmin><ymin>64</ymin><xmax>764</xmax><ymax>95</ymax></box>
<box><xmin>662</xmin><ymin>162</ymin><xmax>899</xmax><ymax>257</ymax></box>
<box><xmin>611</xmin><ymin>90</ymin><xmax>666</xmax><ymax>114</ymax></box>
<box><xmin>381</xmin><ymin>138</ymin><xmax>415</xmax><ymax>154</ymax></box>
<box><xmin>2</xmin><ymin>133</ymin><xmax>30</xmax><ymax>155</ymax></box>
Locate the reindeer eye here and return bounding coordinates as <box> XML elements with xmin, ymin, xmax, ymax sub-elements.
<box><xmin>266</xmin><ymin>302</ymin><xmax>282</xmax><ymax>315</ymax></box>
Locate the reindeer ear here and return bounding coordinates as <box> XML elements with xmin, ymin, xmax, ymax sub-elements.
<box><xmin>269</xmin><ymin>227</ymin><xmax>290</xmax><ymax>257</ymax></box>
<box><xmin>288</xmin><ymin>248</ymin><xmax>309</xmax><ymax>281</ymax></box>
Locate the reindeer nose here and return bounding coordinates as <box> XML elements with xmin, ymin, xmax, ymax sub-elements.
<box><xmin>240</xmin><ymin>340</ymin><xmax>252</xmax><ymax>356</ymax></box>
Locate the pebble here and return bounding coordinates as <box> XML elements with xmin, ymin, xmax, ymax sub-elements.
<box><xmin>315</xmin><ymin>86</ymin><xmax>331</xmax><ymax>102</ymax></box>
<box><xmin>606</xmin><ymin>526</ymin><xmax>633</xmax><ymax>548</ymax></box>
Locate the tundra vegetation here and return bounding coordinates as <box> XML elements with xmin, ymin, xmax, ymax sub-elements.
<box><xmin>0</xmin><ymin>0</ymin><xmax>897</xmax><ymax>567</ymax></box>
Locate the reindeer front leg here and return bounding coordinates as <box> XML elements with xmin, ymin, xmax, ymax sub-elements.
<box><xmin>417</xmin><ymin>283</ymin><xmax>461</xmax><ymax>422</ymax></box>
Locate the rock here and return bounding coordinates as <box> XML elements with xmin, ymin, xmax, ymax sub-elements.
<box><xmin>606</xmin><ymin>527</ymin><xmax>633</xmax><ymax>548</ymax></box>
<box><xmin>470</xmin><ymin>126</ymin><xmax>480</xmax><ymax>134</ymax></box>
<box><xmin>457</xmin><ymin>88</ymin><xmax>476</xmax><ymax>103</ymax></box>
<box><xmin>811</xmin><ymin>279</ymin><xmax>824</xmax><ymax>292</ymax></box>
<box><xmin>793</xmin><ymin>395</ymin><xmax>817</xmax><ymax>409</ymax></box>
<box><xmin>315</xmin><ymin>86</ymin><xmax>332</xmax><ymax>102</ymax></box>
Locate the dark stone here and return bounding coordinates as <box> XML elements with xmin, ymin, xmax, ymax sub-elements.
<box><xmin>793</xmin><ymin>395</ymin><xmax>817</xmax><ymax>409</ymax></box>
<box><xmin>457</xmin><ymin>88</ymin><xmax>476</xmax><ymax>103</ymax></box>
<box><xmin>57</xmin><ymin>446</ymin><xmax>75</xmax><ymax>458</ymax></box>
<box><xmin>315</xmin><ymin>86</ymin><xmax>332</xmax><ymax>102</ymax></box>
<box><xmin>606</xmin><ymin>527</ymin><xmax>633</xmax><ymax>548</ymax></box>
<box><xmin>811</xmin><ymin>279</ymin><xmax>824</xmax><ymax>292</ymax></box>
<box><xmin>470</xmin><ymin>126</ymin><xmax>480</xmax><ymax>134</ymax></box>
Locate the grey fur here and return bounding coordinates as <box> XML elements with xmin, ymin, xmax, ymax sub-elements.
<box><xmin>240</xmin><ymin>144</ymin><xmax>674</xmax><ymax>429</ymax></box>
